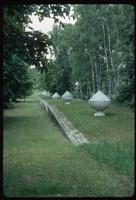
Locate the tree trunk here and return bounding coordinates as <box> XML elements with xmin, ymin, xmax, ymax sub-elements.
<box><xmin>89</xmin><ymin>55</ymin><xmax>95</xmax><ymax>93</ymax></box>
<box><xmin>103</xmin><ymin>17</ymin><xmax>116</xmax><ymax>97</ymax></box>
<box><xmin>96</xmin><ymin>52</ymin><xmax>102</xmax><ymax>90</ymax></box>
<box><xmin>102</xmin><ymin>21</ymin><xmax>111</xmax><ymax>95</ymax></box>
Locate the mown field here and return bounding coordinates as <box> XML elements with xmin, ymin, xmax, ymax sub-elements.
<box><xmin>3</xmin><ymin>94</ymin><xmax>134</xmax><ymax>197</ymax></box>
<box><xmin>45</xmin><ymin>97</ymin><xmax>134</xmax><ymax>177</ymax></box>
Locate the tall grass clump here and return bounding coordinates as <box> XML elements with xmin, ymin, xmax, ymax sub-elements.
<box><xmin>80</xmin><ymin>140</ymin><xmax>134</xmax><ymax>176</ymax></box>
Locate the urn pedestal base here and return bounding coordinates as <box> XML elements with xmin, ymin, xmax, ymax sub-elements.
<box><xmin>94</xmin><ymin>111</ymin><xmax>105</xmax><ymax>116</ymax></box>
<box><xmin>65</xmin><ymin>102</ymin><xmax>70</xmax><ymax>104</ymax></box>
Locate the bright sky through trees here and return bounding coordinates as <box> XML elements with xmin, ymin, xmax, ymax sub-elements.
<box><xmin>26</xmin><ymin>13</ymin><xmax>76</xmax><ymax>34</ymax></box>
<box><xmin>26</xmin><ymin>12</ymin><xmax>76</xmax><ymax>62</ymax></box>
<box><xmin>4</xmin><ymin>4</ymin><xmax>134</xmax><ymax>107</ymax></box>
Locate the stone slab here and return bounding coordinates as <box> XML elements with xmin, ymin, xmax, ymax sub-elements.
<box><xmin>37</xmin><ymin>96</ymin><xmax>89</xmax><ymax>145</ymax></box>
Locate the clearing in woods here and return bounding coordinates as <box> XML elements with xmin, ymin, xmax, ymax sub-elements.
<box><xmin>3</xmin><ymin>94</ymin><xmax>134</xmax><ymax>197</ymax></box>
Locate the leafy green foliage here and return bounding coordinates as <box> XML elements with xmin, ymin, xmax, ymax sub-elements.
<box><xmin>3</xmin><ymin>4</ymin><xmax>71</xmax><ymax>106</ymax></box>
<box><xmin>23</xmin><ymin>31</ymin><xmax>51</xmax><ymax>71</ymax></box>
<box><xmin>35</xmin><ymin>4</ymin><xmax>70</xmax><ymax>23</ymax></box>
<box><xmin>47</xmin><ymin>4</ymin><xmax>134</xmax><ymax>103</ymax></box>
<box><xmin>3</xmin><ymin>54</ymin><xmax>33</xmax><ymax>105</ymax></box>
<box><xmin>39</xmin><ymin>25</ymin><xmax>74</xmax><ymax>95</ymax></box>
<box><xmin>28</xmin><ymin>68</ymin><xmax>45</xmax><ymax>90</ymax></box>
<box><xmin>3</xmin><ymin>4</ymin><xmax>134</xmax><ymax>106</ymax></box>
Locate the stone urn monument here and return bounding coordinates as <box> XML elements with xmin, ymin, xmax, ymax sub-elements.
<box><xmin>88</xmin><ymin>90</ymin><xmax>111</xmax><ymax>116</ymax></box>
<box><xmin>52</xmin><ymin>92</ymin><xmax>60</xmax><ymax>99</ymax></box>
<box><xmin>62</xmin><ymin>91</ymin><xmax>73</xmax><ymax>104</ymax></box>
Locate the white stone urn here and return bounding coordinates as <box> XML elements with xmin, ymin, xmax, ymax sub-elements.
<box><xmin>42</xmin><ymin>91</ymin><xmax>51</xmax><ymax>97</ymax></box>
<box><xmin>88</xmin><ymin>90</ymin><xmax>111</xmax><ymax>116</ymax></box>
<box><xmin>61</xmin><ymin>91</ymin><xmax>73</xmax><ymax>104</ymax></box>
<box><xmin>75</xmin><ymin>81</ymin><xmax>80</xmax><ymax>89</ymax></box>
<box><xmin>52</xmin><ymin>92</ymin><xmax>60</xmax><ymax>99</ymax></box>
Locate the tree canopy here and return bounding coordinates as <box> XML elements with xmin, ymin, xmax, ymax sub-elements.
<box><xmin>43</xmin><ymin>4</ymin><xmax>134</xmax><ymax>104</ymax></box>
<box><xmin>3</xmin><ymin>4</ymin><xmax>134</xmax><ymax>107</ymax></box>
<box><xmin>3</xmin><ymin>4</ymin><xmax>70</xmax><ymax>106</ymax></box>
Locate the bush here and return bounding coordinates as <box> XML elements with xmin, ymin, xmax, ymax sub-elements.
<box><xmin>115</xmin><ymin>82</ymin><xmax>134</xmax><ymax>104</ymax></box>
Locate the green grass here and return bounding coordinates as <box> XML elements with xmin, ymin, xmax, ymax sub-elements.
<box><xmin>3</xmin><ymin>94</ymin><xmax>134</xmax><ymax>197</ymax></box>
<box><xmin>44</xmin><ymin>98</ymin><xmax>134</xmax><ymax>140</ymax></box>
<box><xmin>42</xmin><ymin>97</ymin><xmax>134</xmax><ymax>177</ymax></box>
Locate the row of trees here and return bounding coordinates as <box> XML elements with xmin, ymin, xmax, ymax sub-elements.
<box><xmin>3</xmin><ymin>4</ymin><xmax>134</xmax><ymax>107</ymax></box>
<box><xmin>3</xmin><ymin>4</ymin><xmax>70</xmax><ymax>107</ymax></box>
<box><xmin>41</xmin><ymin>4</ymin><xmax>134</xmax><ymax>104</ymax></box>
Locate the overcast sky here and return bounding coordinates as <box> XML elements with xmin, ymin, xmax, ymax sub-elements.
<box><xmin>26</xmin><ymin>13</ymin><xmax>76</xmax><ymax>34</ymax></box>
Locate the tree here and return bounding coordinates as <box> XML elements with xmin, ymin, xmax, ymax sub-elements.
<box><xmin>45</xmin><ymin>25</ymin><xmax>74</xmax><ymax>95</ymax></box>
<box><xmin>3</xmin><ymin>4</ymin><xmax>71</xmax><ymax>106</ymax></box>
<box><xmin>3</xmin><ymin>6</ymin><xmax>33</xmax><ymax>105</ymax></box>
<box><xmin>3</xmin><ymin>54</ymin><xmax>33</xmax><ymax>104</ymax></box>
<box><xmin>48</xmin><ymin>4</ymin><xmax>134</xmax><ymax>103</ymax></box>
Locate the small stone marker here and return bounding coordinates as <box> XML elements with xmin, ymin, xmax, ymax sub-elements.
<box><xmin>88</xmin><ymin>90</ymin><xmax>111</xmax><ymax>116</ymax></box>
<box><xmin>52</xmin><ymin>92</ymin><xmax>60</xmax><ymax>99</ymax></box>
<box><xmin>61</xmin><ymin>91</ymin><xmax>73</xmax><ymax>104</ymax></box>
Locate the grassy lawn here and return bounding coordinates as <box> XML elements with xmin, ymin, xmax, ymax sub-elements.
<box><xmin>3</xmin><ymin>94</ymin><xmax>134</xmax><ymax>197</ymax></box>
<box><xmin>42</xmin><ymin>97</ymin><xmax>134</xmax><ymax>179</ymax></box>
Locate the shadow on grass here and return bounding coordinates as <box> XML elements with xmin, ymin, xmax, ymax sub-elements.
<box><xmin>17</xmin><ymin>100</ymin><xmax>38</xmax><ymax>103</ymax></box>
<box><xmin>105</xmin><ymin>112</ymin><xmax>116</xmax><ymax>117</ymax></box>
<box><xmin>3</xmin><ymin>115</ymin><xmax>41</xmax><ymax>130</ymax></box>
<box><xmin>3</xmin><ymin>110</ymin><xmax>69</xmax><ymax>143</ymax></box>
<box><xmin>4</xmin><ymin>100</ymin><xmax>38</xmax><ymax>111</ymax></box>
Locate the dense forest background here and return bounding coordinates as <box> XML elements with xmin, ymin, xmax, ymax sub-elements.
<box><xmin>3</xmin><ymin>4</ymin><xmax>134</xmax><ymax>108</ymax></box>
